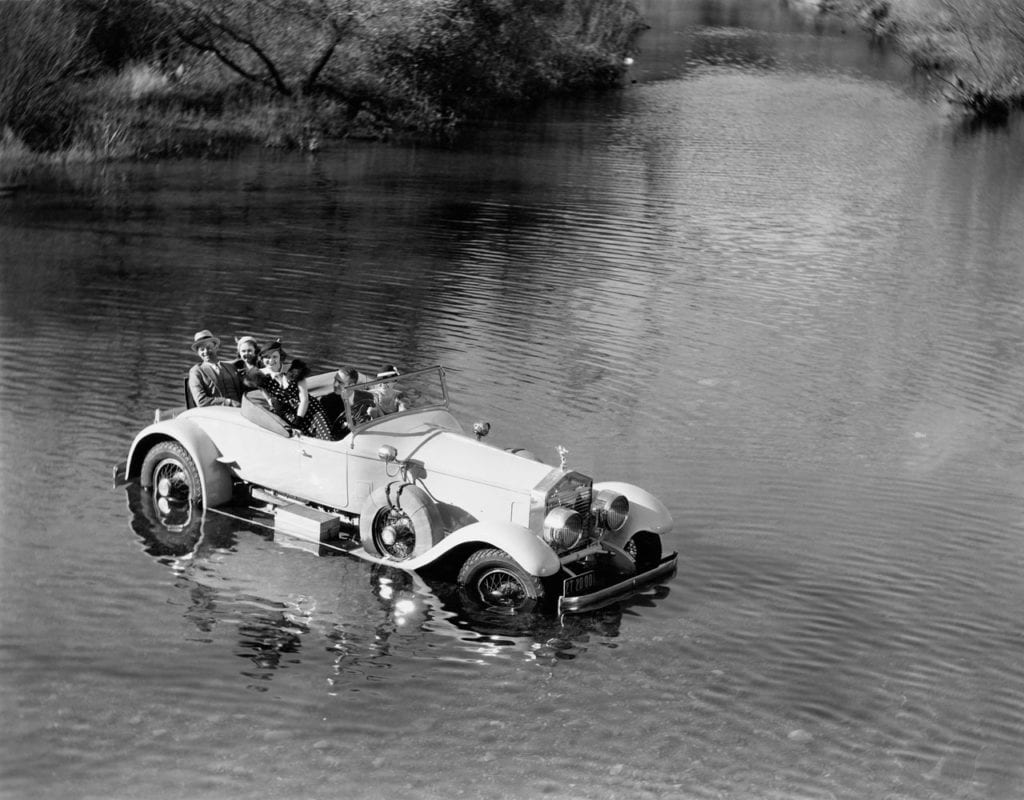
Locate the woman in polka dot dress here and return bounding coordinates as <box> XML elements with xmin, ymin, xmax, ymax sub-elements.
<box><xmin>257</xmin><ymin>341</ymin><xmax>333</xmax><ymax>440</ymax></box>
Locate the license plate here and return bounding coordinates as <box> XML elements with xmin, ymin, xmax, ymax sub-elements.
<box><xmin>563</xmin><ymin>570</ymin><xmax>596</xmax><ymax>597</ymax></box>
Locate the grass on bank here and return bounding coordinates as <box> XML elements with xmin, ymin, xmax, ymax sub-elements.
<box><xmin>823</xmin><ymin>0</ymin><xmax>1024</xmax><ymax>120</ymax></box>
<box><xmin>0</xmin><ymin>66</ymin><xmax>336</xmax><ymax>184</ymax></box>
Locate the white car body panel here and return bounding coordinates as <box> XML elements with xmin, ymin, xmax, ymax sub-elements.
<box><xmin>122</xmin><ymin>366</ymin><xmax>677</xmax><ymax>613</ymax></box>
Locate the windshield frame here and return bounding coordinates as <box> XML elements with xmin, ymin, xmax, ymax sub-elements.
<box><xmin>344</xmin><ymin>365</ymin><xmax>449</xmax><ymax>432</ymax></box>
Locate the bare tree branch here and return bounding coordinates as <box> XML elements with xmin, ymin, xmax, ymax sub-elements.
<box><xmin>174</xmin><ymin>26</ymin><xmax>272</xmax><ymax>89</ymax></box>
<box><xmin>157</xmin><ymin>0</ymin><xmax>365</xmax><ymax>97</ymax></box>
<box><xmin>302</xmin><ymin>31</ymin><xmax>342</xmax><ymax>94</ymax></box>
<box><xmin>993</xmin><ymin>5</ymin><xmax>1024</xmax><ymax>49</ymax></box>
<box><xmin>202</xmin><ymin>12</ymin><xmax>293</xmax><ymax>94</ymax></box>
<box><xmin>937</xmin><ymin>0</ymin><xmax>989</xmax><ymax>75</ymax></box>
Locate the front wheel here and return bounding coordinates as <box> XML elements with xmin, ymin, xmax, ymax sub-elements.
<box><xmin>624</xmin><ymin>531</ymin><xmax>662</xmax><ymax>572</ymax></box>
<box><xmin>457</xmin><ymin>548</ymin><xmax>545</xmax><ymax>614</ymax></box>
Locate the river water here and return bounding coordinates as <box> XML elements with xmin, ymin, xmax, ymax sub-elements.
<box><xmin>3</xmin><ymin>1</ymin><xmax>1024</xmax><ymax>798</ymax></box>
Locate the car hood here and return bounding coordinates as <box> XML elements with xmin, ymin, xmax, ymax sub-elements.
<box><xmin>416</xmin><ymin>430</ymin><xmax>555</xmax><ymax>488</ymax></box>
<box><xmin>353</xmin><ymin>418</ymin><xmax>557</xmax><ymax>497</ymax></box>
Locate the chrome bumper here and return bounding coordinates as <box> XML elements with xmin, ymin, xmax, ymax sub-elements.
<box><xmin>112</xmin><ymin>461</ymin><xmax>129</xmax><ymax>488</ymax></box>
<box><xmin>557</xmin><ymin>552</ymin><xmax>678</xmax><ymax>615</ymax></box>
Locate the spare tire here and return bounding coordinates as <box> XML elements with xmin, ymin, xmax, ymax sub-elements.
<box><xmin>359</xmin><ymin>482</ymin><xmax>444</xmax><ymax>561</ymax></box>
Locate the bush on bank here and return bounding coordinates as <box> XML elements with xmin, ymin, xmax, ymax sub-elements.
<box><xmin>0</xmin><ymin>0</ymin><xmax>644</xmax><ymax>166</ymax></box>
<box><xmin>820</xmin><ymin>0</ymin><xmax>1024</xmax><ymax>120</ymax></box>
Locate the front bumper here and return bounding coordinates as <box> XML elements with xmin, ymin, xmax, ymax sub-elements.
<box><xmin>557</xmin><ymin>552</ymin><xmax>678</xmax><ymax>615</ymax></box>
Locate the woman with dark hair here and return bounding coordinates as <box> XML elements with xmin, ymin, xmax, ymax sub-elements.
<box><xmin>257</xmin><ymin>340</ymin><xmax>332</xmax><ymax>439</ymax></box>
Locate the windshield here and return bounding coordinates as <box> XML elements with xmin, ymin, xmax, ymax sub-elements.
<box><xmin>345</xmin><ymin>366</ymin><xmax>448</xmax><ymax>427</ymax></box>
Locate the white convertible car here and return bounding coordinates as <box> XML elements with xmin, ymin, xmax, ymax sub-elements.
<box><xmin>117</xmin><ymin>366</ymin><xmax>677</xmax><ymax>615</ymax></box>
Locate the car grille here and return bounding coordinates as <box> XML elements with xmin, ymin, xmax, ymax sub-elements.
<box><xmin>546</xmin><ymin>472</ymin><xmax>594</xmax><ymax>536</ymax></box>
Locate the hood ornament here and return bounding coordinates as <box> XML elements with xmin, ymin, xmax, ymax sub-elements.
<box><xmin>557</xmin><ymin>445</ymin><xmax>568</xmax><ymax>470</ymax></box>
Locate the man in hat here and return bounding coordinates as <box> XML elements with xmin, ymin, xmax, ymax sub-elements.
<box><xmin>367</xmin><ymin>365</ymin><xmax>407</xmax><ymax>419</ymax></box>
<box><xmin>187</xmin><ymin>329</ymin><xmax>244</xmax><ymax>407</ymax></box>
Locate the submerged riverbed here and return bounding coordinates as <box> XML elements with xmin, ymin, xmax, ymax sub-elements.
<box><xmin>2</xmin><ymin>1</ymin><xmax>1024</xmax><ymax>799</ymax></box>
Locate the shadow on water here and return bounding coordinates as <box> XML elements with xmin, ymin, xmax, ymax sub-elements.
<box><xmin>124</xmin><ymin>484</ymin><xmax>675</xmax><ymax>671</ymax></box>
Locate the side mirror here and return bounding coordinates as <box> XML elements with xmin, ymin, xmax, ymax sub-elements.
<box><xmin>473</xmin><ymin>421</ymin><xmax>491</xmax><ymax>440</ymax></box>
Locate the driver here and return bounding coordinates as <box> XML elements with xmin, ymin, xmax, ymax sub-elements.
<box><xmin>322</xmin><ymin>366</ymin><xmax>374</xmax><ymax>438</ymax></box>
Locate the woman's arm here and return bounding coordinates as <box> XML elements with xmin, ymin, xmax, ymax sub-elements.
<box><xmin>297</xmin><ymin>380</ymin><xmax>310</xmax><ymax>418</ymax></box>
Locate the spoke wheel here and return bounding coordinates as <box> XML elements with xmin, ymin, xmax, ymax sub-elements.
<box><xmin>623</xmin><ymin>531</ymin><xmax>662</xmax><ymax>572</ymax></box>
<box><xmin>458</xmin><ymin>548</ymin><xmax>545</xmax><ymax>615</ymax></box>
<box><xmin>370</xmin><ymin>507</ymin><xmax>418</xmax><ymax>560</ymax></box>
<box><xmin>476</xmin><ymin>568</ymin><xmax>530</xmax><ymax>608</ymax></box>
<box><xmin>141</xmin><ymin>441</ymin><xmax>204</xmax><ymax>518</ymax></box>
<box><xmin>359</xmin><ymin>483</ymin><xmax>444</xmax><ymax>561</ymax></box>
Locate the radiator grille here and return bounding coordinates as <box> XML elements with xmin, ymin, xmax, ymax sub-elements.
<box><xmin>546</xmin><ymin>472</ymin><xmax>593</xmax><ymax>517</ymax></box>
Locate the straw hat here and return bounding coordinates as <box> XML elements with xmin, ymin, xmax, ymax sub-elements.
<box><xmin>190</xmin><ymin>329</ymin><xmax>220</xmax><ymax>351</ymax></box>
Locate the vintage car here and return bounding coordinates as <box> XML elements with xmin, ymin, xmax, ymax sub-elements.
<box><xmin>116</xmin><ymin>366</ymin><xmax>677</xmax><ymax>615</ymax></box>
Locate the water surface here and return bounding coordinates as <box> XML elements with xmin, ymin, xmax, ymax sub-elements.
<box><xmin>3</xmin><ymin>1</ymin><xmax>1024</xmax><ymax>798</ymax></box>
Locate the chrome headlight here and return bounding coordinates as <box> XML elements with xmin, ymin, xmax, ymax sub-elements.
<box><xmin>543</xmin><ymin>506</ymin><xmax>584</xmax><ymax>551</ymax></box>
<box><xmin>593</xmin><ymin>490</ymin><xmax>629</xmax><ymax>532</ymax></box>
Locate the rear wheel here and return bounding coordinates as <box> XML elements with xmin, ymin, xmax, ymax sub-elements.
<box><xmin>140</xmin><ymin>441</ymin><xmax>204</xmax><ymax>510</ymax></box>
<box><xmin>457</xmin><ymin>548</ymin><xmax>545</xmax><ymax>614</ymax></box>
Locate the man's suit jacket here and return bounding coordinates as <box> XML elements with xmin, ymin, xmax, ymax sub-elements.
<box><xmin>320</xmin><ymin>388</ymin><xmax>374</xmax><ymax>438</ymax></box>
<box><xmin>188</xmin><ymin>361</ymin><xmax>243</xmax><ymax>407</ymax></box>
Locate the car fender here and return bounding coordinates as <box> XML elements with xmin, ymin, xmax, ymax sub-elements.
<box><xmin>126</xmin><ymin>417</ymin><xmax>233</xmax><ymax>508</ymax></box>
<box><xmin>400</xmin><ymin>520</ymin><xmax>561</xmax><ymax>577</ymax></box>
<box><xmin>594</xmin><ymin>481</ymin><xmax>674</xmax><ymax>537</ymax></box>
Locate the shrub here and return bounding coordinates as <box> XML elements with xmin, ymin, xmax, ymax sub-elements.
<box><xmin>0</xmin><ymin>1</ymin><xmax>91</xmax><ymax>150</ymax></box>
<box><xmin>374</xmin><ymin>0</ymin><xmax>642</xmax><ymax>132</ymax></box>
<box><xmin>2</xmin><ymin>0</ymin><xmax>648</xmax><ymax>158</ymax></box>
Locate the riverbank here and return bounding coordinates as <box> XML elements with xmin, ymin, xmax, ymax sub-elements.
<box><xmin>812</xmin><ymin>0</ymin><xmax>1024</xmax><ymax>120</ymax></box>
<box><xmin>0</xmin><ymin>0</ymin><xmax>643</xmax><ymax>178</ymax></box>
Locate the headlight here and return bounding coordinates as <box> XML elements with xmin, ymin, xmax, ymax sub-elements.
<box><xmin>543</xmin><ymin>506</ymin><xmax>584</xmax><ymax>551</ymax></box>
<box><xmin>593</xmin><ymin>490</ymin><xmax>629</xmax><ymax>532</ymax></box>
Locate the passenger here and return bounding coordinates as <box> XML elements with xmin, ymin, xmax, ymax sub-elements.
<box><xmin>188</xmin><ymin>329</ymin><xmax>243</xmax><ymax>408</ymax></box>
<box><xmin>259</xmin><ymin>339</ymin><xmax>283</xmax><ymax>378</ymax></box>
<box><xmin>367</xmin><ymin>365</ymin><xmax>407</xmax><ymax>419</ymax></box>
<box><xmin>232</xmin><ymin>335</ymin><xmax>262</xmax><ymax>387</ymax></box>
<box><xmin>321</xmin><ymin>366</ymin><xmax>375</xmax><ymax>438</ymax></box>
<box><xmin>256</xmin><ymin>340</ymin><xmax>333</xmax><ymax>439</ymax></box>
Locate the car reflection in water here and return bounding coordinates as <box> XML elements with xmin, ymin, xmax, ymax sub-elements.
<box><xmin>125</xmin><ymin>483</ymin><xmax>673</xmax><ymax>676</ymax></box>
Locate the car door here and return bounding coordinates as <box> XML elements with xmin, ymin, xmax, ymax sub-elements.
<box><xmin>290</xmin><ymin>433</ymin><xmax>349</xmax><ymax>510</ymax></box>
<box><xmin>202</xmin><ymin>413</ymin><xmax>312</xmax><ymax>499</ymax></box>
